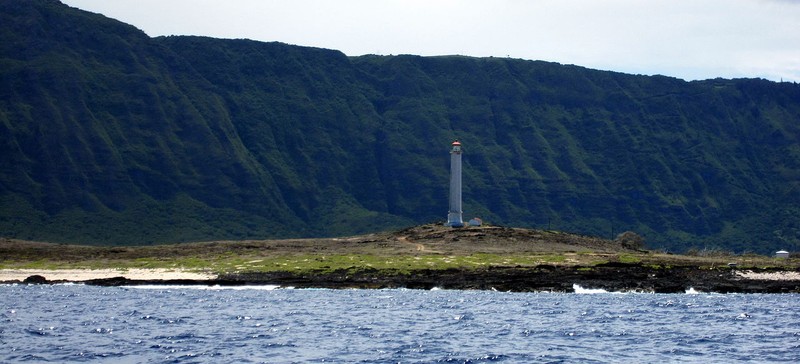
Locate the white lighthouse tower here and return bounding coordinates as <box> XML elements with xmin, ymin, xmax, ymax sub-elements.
<box><xmin>446</xmin><ymin>140</ymin><xmax>464</xmax><ymax>227</ymax></box>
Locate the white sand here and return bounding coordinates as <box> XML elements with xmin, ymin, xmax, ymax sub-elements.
<box><xmin>736</xmin><ymin>270</ymin><xmax>800</xmax><ymax>281</ymax></box>
<box><xmin>0</xmin><ymin>268</ymin><xmax>217</xmax><ymax>282</ymax></box>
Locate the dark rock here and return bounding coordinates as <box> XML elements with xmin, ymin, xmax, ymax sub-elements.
<box><xmin>82</xmin><ymin>276</ymin><xmax>131</xmax><ymax>286</ymax></box>
<box><xmin>23</xmin><ymin>275</ymin><xmax>48</xmax><ymax>284</ymax></box>
<box><xmin>222</xmin><ymin>265</ymin><xmax>799</xmax><ymax>293</ymax></box>
<box><xmin>79</xmin><ymin>277</ymin><xmax>246</xmax><ymax>287</ymax></box>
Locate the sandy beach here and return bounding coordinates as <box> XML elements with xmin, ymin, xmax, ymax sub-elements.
<box><xmin>736</xmin><ymin>270</ymin><xmax>800</xmax><ymax>281</ymax></box>
<box><xmin>0</xmin><ymin>268</ymin><xmax>217</xmax><ymax>282</ymax></box>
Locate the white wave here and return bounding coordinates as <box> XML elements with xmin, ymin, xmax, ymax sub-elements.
<box><xmin>1</xmin><ymin>282</ymin><xmax>86</xmax><ymax>288</ymax></box>
<box><xmin>126</xmin><ymin>284</ymin><xmax>283</xmax><ymax>290</ymax></box>
<box><xmin>572</xmin><ymin>284</ymin><xmax>610</xmax><ymax>294</ymax></box>
<box><xmin>685</xmin><ymin>287</ymin><xmax>702</xmax><ymax>294</ymax></box>
<box><xmin>571</xmin><ymin>284</ymin><xmax>658</xmax><ymax>294</ymax></box>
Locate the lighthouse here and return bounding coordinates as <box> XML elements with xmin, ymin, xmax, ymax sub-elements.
<box><xmin>446</xmin><ymin>140</ymin><xmax>464</xmax><ymax>227</ymax></box>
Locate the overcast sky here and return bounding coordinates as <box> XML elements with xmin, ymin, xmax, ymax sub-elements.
<box><xmin>62</xmin><ymin>0</ymin><xmax>800</xmax><ymax>82</ymax></box>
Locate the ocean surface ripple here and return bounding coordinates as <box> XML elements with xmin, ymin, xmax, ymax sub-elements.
<box><xmin>1</xmin><ymin>285</ymin><xmax>799</xmax><ymax>363</ymax></box>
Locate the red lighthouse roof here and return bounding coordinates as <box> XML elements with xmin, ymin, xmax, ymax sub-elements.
<box><xmin>451</xmin><ymin>140</ymin><xmax>461</xmax><ymax>146</ymax></box>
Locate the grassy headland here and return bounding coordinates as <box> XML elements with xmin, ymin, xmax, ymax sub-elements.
<box><xmin>2</xmin><ymin>224</ymin><xmax>796</xmax><ymax>276</ymax></box>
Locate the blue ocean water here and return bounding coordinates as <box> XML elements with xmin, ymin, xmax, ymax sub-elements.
<box><xmin>1</xmin><ymin>285</ymin><xmax>799</xmax><ymax>363</ymax></box>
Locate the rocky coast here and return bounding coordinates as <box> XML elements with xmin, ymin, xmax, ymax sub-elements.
<box><xmin>4</xmin><ymin>263</ymin><xmax>800</xmax><ymax>294</ymax></box>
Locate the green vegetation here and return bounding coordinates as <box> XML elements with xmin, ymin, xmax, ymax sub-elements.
<box><xmin>2</xmin><ymin>243</ymin><xmax>795</xmax><ymax>276</ymax></box>
<box><xmin>0</xmin><ymin>246</ymin><xmax>579</xmax><ymax>275</ymax></box>
<box><xmin>3</xmin><ymin>223</ymin><xmax>798</xmax><ymax>278</ymax></box>
<box><xmin>1</xmin><ymin>1</ymin><xmax>799</xmax><ymax>254</ymax></box>
<box><xmin>617</xmin><ymin>254</ymin><xmax>642</xmax><ymax>264</ymax></box>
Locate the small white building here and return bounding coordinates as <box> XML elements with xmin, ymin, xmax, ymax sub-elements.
<box><xmin>468</xmin><ymin>217</ymin><xmax>482</xmax><ymax>226</ymax></box>
<box><xmin>775</xmin><ymin>250</ymin><xmax>790</xmax><ymax>259</ymax></box>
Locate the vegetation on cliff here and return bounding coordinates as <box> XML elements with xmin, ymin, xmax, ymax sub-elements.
<box><xmin>1</xmin><ymin>1</ymin><xmax>799</xmax><ymax>253</ymax></box>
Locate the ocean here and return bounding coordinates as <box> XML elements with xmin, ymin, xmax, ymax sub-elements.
<box><xmin>1</xmin><ymin>284</ymin><xmax>799</xmax><ymax>363</ymax></box>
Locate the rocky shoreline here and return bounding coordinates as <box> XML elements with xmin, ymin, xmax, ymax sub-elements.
<box><xmin>5</xmin><ymin>263</ymin><xmax>800</xmax><ymax>293</ymax></box>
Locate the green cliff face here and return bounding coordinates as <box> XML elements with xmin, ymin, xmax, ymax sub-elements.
<box><xmin>1</xmin><ymin>0</ymin><xmax>798</xmax><ymax>253</ymax></box>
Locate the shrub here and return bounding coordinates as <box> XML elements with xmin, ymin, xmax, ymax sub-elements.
<box><xmin>616</xmin><ymin>231</ymin><xmax>646</xmax><ymax>250</ymax></box>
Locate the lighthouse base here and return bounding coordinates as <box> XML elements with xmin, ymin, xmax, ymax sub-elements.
<box><xmin>445</xmin><ymin>213</ymin><xmax>464</xmax><ymax>228</ymax></box>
